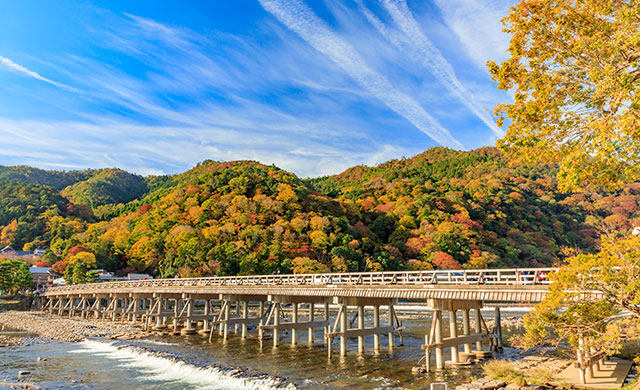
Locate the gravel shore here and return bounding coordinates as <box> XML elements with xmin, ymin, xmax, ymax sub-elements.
<box><xmin>0</xmin><ymin>311</ymin><xmax>147</xmax><ymax>344</ymax></box>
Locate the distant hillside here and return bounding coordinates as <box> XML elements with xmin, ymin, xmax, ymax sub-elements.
<box><xmin>61</xmin><ymin>168</ymin><xmax>148</xmax><ymax>209</ymax></box>
<box><xmin>70</xmin><ymin>160</ymin><xmax>361</xmax><ymax>277</ymax></box>
<box><xmin>0</xmin><ymin>165</ymin><xmax>92</xmax><ymax>190</ymax></box>
<box><xmin>0</xmin><ymin>181</ymin><xmax>89</xmax><ymax>250</ymax></box>
<box><xmin>306</xmin><ymin>147</ymin><xmax>639</xmax><ymax>268</ymax></box>
<box><xmin>1</xmin><ymin>147</ymin><xmax>638</xmax><ymax>276</ymax></box>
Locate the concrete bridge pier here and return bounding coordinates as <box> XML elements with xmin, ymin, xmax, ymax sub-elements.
<box><xmin>448</xmin><ymin>309</ymin><xmax>459</xmax><ymax>364</ymax></box>
<box><xmin>307</xmin><ymin>303</ymin><xmax>314</xmax><ymax>344</ymax></box>
<box><xmin>474</xmin><ymin>308</ymin><xmax>482</xmax><ymax>351</ymax></box>
<box><xmin>373</xmin><ymin>305</ymin><xmax>380</xmax><ymax>352</ymax></box>
<box><xmin>462</xmin><ymin>309</ymin><xmax>471</xmax><ymax>354</ymax></box>
<box><xmin>154</xmin><ymin>296</ymin><xmax>165</xmax><ymax>329</ymax></box>
<box><xmin>92</xmin><ymin>296</ymin><xmax>102</xmax><ymax>319</ymax></box>
<box><xmin>494</xmin><ymin>307</ymin><xmax>503</xmax><ymax>350</ymax></box>
<box><xmin>172</xmin><ymin>298</ymin><xmax>180</xmax><ymax>334</ymax></box>
<box><xmin>197</xmin><ymin>299</ymin><xmax>212</xmax><ymax>335</ymax></box>
<box><xmin>130</xmin><ymin>296</ymin><xmax>139</xmax><ymax>323</ymax></box>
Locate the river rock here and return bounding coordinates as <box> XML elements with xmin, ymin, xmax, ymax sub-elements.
<box><xmin>457</xmin><ymin>379</ymin><xmax>507</xmax><ymax>390</ymax></box>
<box><xmin>411</xmin><ymin>366</ymin><xmax>428</xmax><ymax>374</ymax></box>
<box><xmin>0</xmin><ymin>311</ymin><xmax>147</xmax><ymax>342</ymax></box>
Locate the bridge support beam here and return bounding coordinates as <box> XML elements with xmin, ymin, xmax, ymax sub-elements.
<box><xmin>206</xmin><ymin>295</ymin><xmax>267</xmax><ymax>342</ymax></box>
<box><xmin>180</xmin><ymin>294</ymin><xmax>196</xmax><ymax>335</ymax></box>
<box><xmin>259</xmin><ymin>295</ymin><xmax>330</xmax><ymax>349</ymax></box>
<box><xmin>326</xmin><ymin>297</ymin><xmax>401</xmax><ymax>358</ymax></box>
<box><xmin>423</xmin><ymin>299</ymin><xmax>488</xmax><ymax>370</ymax></box>
<box><xmin>462</xmin><ymin>309</ymin><xmax>472</xmax><ymax>354</ymax></box>
<box><xmin>494</xmin><ymin>307</ymin><xmax>503</xmax><ymax>350</ymax></box>
<box><xmin>448</xmin><ymin>309</ymin><xmax>459</xmax><ymax>364</ymax></box>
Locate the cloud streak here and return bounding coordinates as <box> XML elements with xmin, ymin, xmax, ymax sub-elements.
<box><xmin>0</xmin><ymin>117</ymin><xmax>412</xmax><ymax>178</ymax></box>
<box><xmin>0</xmin><ymin>56</ymin><xmax>80</xmax><ymax>93</ymax></box>
<box><xmin>433</xmin><ymin>0</ymin><xmax>514</xmax><ymax>71</ymax></box>
<box><xmin>259</xmin><ymin>0</ymin><xmax>463</xmax><ymax>149</ymax></box>
<box><xmin>359</xmin><ymin>0</ymin><xmax>503</xmax><ymax>138</ymax></box>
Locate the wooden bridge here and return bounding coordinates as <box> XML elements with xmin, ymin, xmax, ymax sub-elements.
<box><xmin>40</xmin><ymin>268</ymin><xmax>563</xmax><ymax>371</ymax></box>
<box><xmin>41</xmin><ymin>267</ymin><xmax>614</xmax><ymax>385</ymax></box>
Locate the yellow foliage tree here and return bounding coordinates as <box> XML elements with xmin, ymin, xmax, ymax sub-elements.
<box><xmin>519</xmin><ymin>233</ymin><xmax>640</xmax><ymax>356</ymax></box>
<box><xmin>68</xmin><ymin>251</ymin><xmax>97</xmax><ymax>268</ymax></box>
<box><xmin>291</xmin><ymin>257</ymin><xmax>330</xmax><ymax>274</ymax></box>
<box><xmin>488</xmin><ymin>0</ymin><xmax>640</xmax><ymax>191</ymax></box>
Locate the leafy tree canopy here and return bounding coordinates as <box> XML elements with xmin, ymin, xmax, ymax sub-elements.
<box><xmin>488</xmin><ymin>0</ymin><xmax>640</xmax><ymax>191</ymax></box>
<box><xmin>519</xmin><ymin>233</ymin><xmax>640</xmax><ymax>358</ymax></box>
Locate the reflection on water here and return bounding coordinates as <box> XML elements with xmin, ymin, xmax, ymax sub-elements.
<box><xmin>0</xmin><ymin>306</ymin><xmax>528</xmax><ymax>389</ymax></box>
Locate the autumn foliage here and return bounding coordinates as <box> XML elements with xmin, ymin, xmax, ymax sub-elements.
<box><xmin>2</xmin><ymin>148</ymin><xmax>640</xmax><ymax>278</ymax></box>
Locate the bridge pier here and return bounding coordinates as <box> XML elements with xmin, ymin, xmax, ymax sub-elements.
<box><xmin>259</xmin><ymin>295</ymin><xmax>330</xmax><ymax>349</ymax></box>
<box><xmin>180</xmin><ymin>294</ymin><xmax>196</xmax><ymax>335</ymax></box>
<box><xmin>423</xmin><ymin>300</ymin><xmax>491</xmax><ymax>370</ymax></box>
<box><xmin>208</xmin><ymin>295</ymin><xmax>267</xmax><ymax>342</ymax></box>
<box><xmin>154</xmin><ymin>296</ymin><xmax>165</xmax><ymax>329</ymax></box>
<box><xmin>494</xmin><ymin>307</ymin><xmax>503</xmax><ymax>350</ymax></box>
<box><xmin>197</xmin><ymin>299</ymin><xmax>212</xmax><ymax>335</ymax></box>
<box><xmin>326</xmin><ymin>297</ymin><xmax>401</xmax><ymax>357</ymax></box>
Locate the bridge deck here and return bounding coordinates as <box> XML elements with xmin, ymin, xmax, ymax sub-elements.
<box><xmin>45</xmin><ymin>268</ymin><xmax>555</xmax><ymax>303</ymax></box>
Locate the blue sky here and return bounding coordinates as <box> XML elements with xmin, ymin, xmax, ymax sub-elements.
<box><xmin>0</xmin><ymin>0</ymin><xmax>514</xmax><ymax>177</ymax></box>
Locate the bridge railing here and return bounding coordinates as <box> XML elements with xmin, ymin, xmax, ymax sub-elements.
<box><xmin>46</xmin><ymin>268</ymin><xmax>558</xmax><ymax>293</ymax></box>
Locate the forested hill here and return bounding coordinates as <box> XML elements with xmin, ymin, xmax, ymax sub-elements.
<box><xmin>1</xmin><ymin>147</ymin><xmax>639</xmax><ymax>277</ymax></box>
<box><xmin>60</xmin><ymin>168</ymin><xmax>148</xmax><ymax>209</ymax></box>
<box><xmin>0</xmin><ymin>165</ymin><xmax>93</xmax><ymax>190</ymax></box>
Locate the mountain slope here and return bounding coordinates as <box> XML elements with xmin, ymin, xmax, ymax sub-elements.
<box><xmin>73</xmin><ymin>160</ymin><xmax>364</xmax><ymax>277</ymax></box>
<box><xmin>0</xmin><ymin>165</ymin><xmax>92</xmax><ymax>190</ymax></box>
<box><xmin>2</xmin><ymin>147</ymin><xmax>639</xmax><ymax>276</ymax></box>
<box><xmin>0</xmin><ymin>181</ymin><xmax>88</xmax><ymax>250</ymax></box>
<box><xmin>306</xmin><ymin>147</ymin><xmax>633</xmax><ymax>268</ymax></box>
<box><xmin>60</xmin><ymin>168</ymin><xmax>148</xmax><ymax>209</ymax></box>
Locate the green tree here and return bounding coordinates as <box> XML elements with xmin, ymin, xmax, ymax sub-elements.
<box><xmin>488</xmin><ymin>0</ymin><xmax>640</xmax><ymax>191</ymax></box>
<box><xmin>86</xmin><ymin>269</ymin><xmax>101</xmax><ymax>283</ymax></box>
<box><xmin>71</xmin><ymin>262</ymin><xmax>88</xmax><ymax>285</ymax></box>
<box><xmin>41</xmin><ymin>250</ymin><xmax>60</xmax><ymax>264</ymax></box>
<box><xmin>0</xmin><ymin>260</ymin><xmax>32</xmax><ymax>294</ymax></box>
<box><xmin>13</xmin><ymin>262</ymin><xmax>32</xmax><ymax>292</ymax></box>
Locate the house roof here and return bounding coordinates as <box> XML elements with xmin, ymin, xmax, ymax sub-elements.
<box><xmin>29</xmin><ymin>267</ymin><xmax>53</xmax><ymax>274</ymax></box>
<box><xmin>1</xmin><ymin>246</ymin><xmax>15</xmax><ymax>253</ymax></box>
<box><xmin>128</xmin><ymin>273</ymin><xmax>153</xmax><ymax>279</ymax></box>
<box><xmin>99</xmin><ymin>274</ymin><xmax>127</xmax><ymax>281</ymax></box>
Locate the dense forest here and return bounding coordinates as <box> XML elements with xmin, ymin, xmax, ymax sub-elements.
<box><xmin>1</xmin><ymin>147</ymin><xmax>638</xmax><ymax>278</ymax></box>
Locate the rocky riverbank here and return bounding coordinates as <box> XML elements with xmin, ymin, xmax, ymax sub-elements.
<box><xmin>0</xmin><ymin>311</ymin><xmax>148</xmax><ymax>344</ymax></box>
<box><xmin>0</xmin><ymin>335</ymin><xmax>24</xmax><ymax>347</ymax></box>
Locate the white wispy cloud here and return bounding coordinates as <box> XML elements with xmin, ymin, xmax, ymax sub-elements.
<box><xmin>433</xmin><ymin>0</ymin><xmax>514</xmax><ymax>71</ymax></box>
<box><xmin>258</xmin><ymin>0</ymin><xmax>463</xmax><ymax>149</ymax></box>
<box><xmin>358</xmin><ymin>0</ymin><xmax>503</xmax><ymax>138</ymax></box>
<box><xmin>1</xmin><ymin>7</ymin><xmax>479</xmax><ymax>178</ymax></box>
<box><xmin>0</xmin><ymin>56</ymin><xmax>80</xmax><ymax>93</ymax></box>
<box><xmin>0</xmin><ymin>117</ymin><xmax>415</xmax><ymax>178</ymax></box>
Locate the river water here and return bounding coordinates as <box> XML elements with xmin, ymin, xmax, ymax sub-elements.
<box><xmin>0</xmin><ymin>306</ymin><xmax>529</xmax><ymax>389</ymax></box>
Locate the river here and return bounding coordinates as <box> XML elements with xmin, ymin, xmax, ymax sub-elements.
<box><xmin>0</xmin><ymin>306</ymin><xmax>529</xmax><ymax>389</ymax></box>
